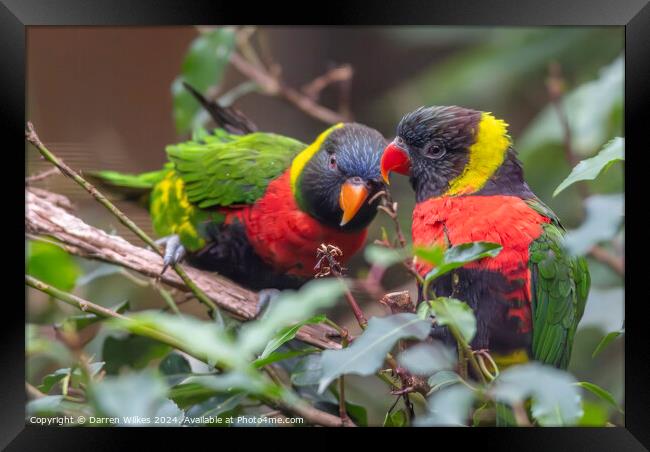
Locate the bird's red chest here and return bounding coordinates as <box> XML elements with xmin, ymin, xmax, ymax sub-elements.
<box><xmin>226</xmin><ymin>171</ymin><xmax>368</xmax><ymax>277</ymax></box>
<box><xmin>412</xmin><ymin>195</ymin><xmax>550</xmax><ymax>332</ymax></box>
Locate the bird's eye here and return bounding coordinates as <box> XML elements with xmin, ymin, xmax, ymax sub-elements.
<box><xmin>396</xmin><ymin>136</ymin><xmax>405</xmax><ymax>147</ymax></box>
<box><xmin>329</xmin><ymin>155</ymin><xmax>337</xmax><ymax>170</ymax></box>
<box><xmin>424</xmin><ymin>143</ymin><xmax>446</xmax><ymax>159</ymax></box>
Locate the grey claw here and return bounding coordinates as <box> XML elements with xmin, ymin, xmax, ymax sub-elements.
<box><xmin>159</xmin><ymin>235</ymin><xmax>186</xmax><ymax>275</ymax></box>
<box><xmin>256</xmin><ymin>288</ymin><xmax>281</xmax><ymax>319</ymax></box>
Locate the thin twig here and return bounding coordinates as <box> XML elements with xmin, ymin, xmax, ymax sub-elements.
<box><xmin>230</xmin><ymin>53</ymin><xmax>350</xmax><ymax>125</ymax></box>
<box><xmin>589</xmin><ymin>244</ymin><xmax>624</xmax><ymax>277</ymax></box>
<box><xmin>25</xmin><ymin>167</ymin><xmax>60</xmax><ymax>184</ymax></box>
<box><xmin>25</xmin><ymin>122</ymin><xmax>220</xmax><ymax>319</ymax></box>
<box><xmin>301</xmin><ymin>64</ymin><xmax>353</xmax><ymax>101</ymax></box>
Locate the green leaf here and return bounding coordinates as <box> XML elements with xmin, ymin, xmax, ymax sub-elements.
<box><xmin>107</xmin><ymin>311</ymin><xmax>244</xmax><ymax>369</ymax></box>
<box><xmin>554</xmin><ymin>137</ymin><xmax>624</xmax><ymax>196</ymax></box>
<box><xmin>290</xmin><ymin>354</ymin><xmax>324</xmax><ymax>387</ymax></box>
<box><xmin>181</xmin><ymin>373</ymin><xmax>272</xmax><ymax>398</ymax></box>
<box><xmin>564</xmin><ymin>194</ymin><xmax>623</xmax><ymax>255</ymax></box>
<box><xmin>415</xmin><ymin>384</ymin><xmax>475</xmax><ymax>426</ymax></box>
<box><xmin>345</xmin><ymin>401</ymin><xmax>369</xmax><ymax>427</ymax></box>
<box><xmin>578</xmin><ymin>400</ymin><xmax>609</xmax><ymax>426</ymax></box>
<box><xmin>592</xmin><ymin>328</ymin><xmax>624</xmax><ymax>358</ymax></box>
<box><xmin>238</xmin><ymin>279</ymin><xmax>345</xmax><ymax>356</ymax></box>
<box><xmin>383</xmin><ymin>409</ymin><xmax>408</xmax><ymax>427</ymax></box>
<box><xmin>420</xmin><ymin>241</ymin><xmax>502</xmax><ymax>282</ymax></box>
<box><xmin>364</xmin><ymin>245</ymin><xmax>410</xmax><ymax>267</ymax></box>
<box><xmin>253</xmin><ymin>347</ymin><xmax>320</xmax><ymax>369</ymax></box>
<box><xmin>184</xmin><ymin>393</ymin><xmax>246</xmax><ymax>425</ymax></box>
<box><xmin>429</xmin><ymin>297</ymin><xmax>477</xmax><ymax>343</ymax></box>
<box><xmin>416</xmin><ymin>300</ymin><xmax>433</xmax><ymax>320</ymax></box>
<box><xmin>26</xmin><ymin>240</ymin><xmax>81</xmax><ymax>291</ymax></box>
<box><xmin>159</xmin><ymin>352</ymin><xmax>192</xmax><ymax>386</ymax></box>
<box><xmin>38</xmin><ymin>362</ymin><xmax>104</xmax><ymax>393</ymax></box>
<box><xmin>491</xmin><ymin>362</ymin><xmax>583</xmax><ymax>426</ymax></box>
<box><xmin>413</xmin><ymin>244</ymin><xmax>445</xmax><ymax>267</ymax></box>
<box><xmin>172</xmin><ymin>28</ymin><xmax>236</xmax><ymax>134</ymax></box>
<box><xmin>398</xmin><ymin>342</ymin><xmax>456</xmax><ymax>376</ymax></box>
<box><xmin>26</xmin><ymin>395</ymin><xmax>65</xmax><ymax>416</ymax></box>
<box><xmin>56</xmin><ymin>300</ymin><xmax>129</xmax><ymax>332</ymax></box>
<box><xmin>258</xmin><ymin>315</ymin><xmax>326</xmax><ymax>360</ymax></box>
<box><xmin>89</xmin><ymin>370</ymin><xmax>183</xmax><ymax>425</ymax></box>
<box><xmin>102</xmin><ymin>334</ymin><xmax>171</xmax><ymax>375</ymax></box>
<box><xmin>317</xmin><ymin>313</ymin><xmax>431</xmax><ymax>393</ymax></box>
<box><xmin>427</xmin><ymin>370</ymin><xmax>462</xmax><ymax>395</ymax></box>
<box><xmin>576</xmin><ymin>381</ymin><xmax>623</xmax><ymax>413</ymax></box>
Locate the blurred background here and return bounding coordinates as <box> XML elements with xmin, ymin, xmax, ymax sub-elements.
<box><xmin>26</xmin><ymin>26</ymin><xmax>624</xmax><ymax>425</ymax></box>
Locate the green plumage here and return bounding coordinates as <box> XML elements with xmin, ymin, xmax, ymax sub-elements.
<box><xmin>92</xmin><ymin>128</ymin><xmax>307</xmax><ymax>251</ymax></box>
<box><xmin>166</xmin><ymin>130</ymin><xmax>305</xmax><ymax>208</ymax></box>
<box><xmin>529</xmin><ymin>222</ymin><xmax>590</xmax><ymax>369</ymax></box>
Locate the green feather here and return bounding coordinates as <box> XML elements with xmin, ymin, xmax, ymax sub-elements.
<box><xmin>166</xmin><ymin>130</ymin><xmax>306</xmax><ymax>208</ymax></box>
<box><xmin>529</xmin><ymin>222</ymin><xmax>590</xmax><ymax>369</ymax></box>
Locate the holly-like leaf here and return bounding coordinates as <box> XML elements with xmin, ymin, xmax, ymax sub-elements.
<box><xmin>102</xmin><ymin>334</ymin><xmax>171</xmax><ymax>375</ymax></box>
<box><xmin>383</xmin><ymin>409</ymin><xmax>408</xmax><ymax>427</ymax></box>
<box><xmin>491</xmin><ymin>362</ymin><xmax>583</xmax><ymax>426</ymax></box>
<box><xmin>258</xmin><ymin>315</ymin><xmax>326</xmax><ymax>360</ymax></box>
<box><xmin>398</xmin><ymin>342</ymin><xmax>456</xmax><ymax>376</ymax></box>
<box><xmin>576</xmin><ymin>381</ymin><xmax>623</xmax><ymax>413</ymax></box>
<box><xmin>107</xmin><ymin>311</ymin><xmax>244</xmax><ymax>369</ymax></box>
<box><xmin>418</xmin><ymin>242</ymin><xmax>502</xmax><ymax>282</ymax></box>
<box><xmin>427</xmin><ymin>370</ymin><xmax>462</xmax><ymax>395</ymax></box>
<box><xmin>554</xmin><ymin>137</ymin><xmax>624</xmax><ymax>196</ymax></box>
<box><xmin>415</xmin><ymin>384</ymin><xmax>475</xmax><ymax>426</ymax></box>
<box><xmin>429</xmin><ymin>297</ymin><xmax>477</xmax><ymax>343</ymax></box>
<box><xmin>317</xmin><ymin>313</ymin><xmax>431</xmax><ymax>393</ymax></box>
<box><xmin>238</xmin><ymin>279</ymin><xmax>345</xmax><ymax>356</ymax></box>
<box><xmin>592</xmin><ymin>328</ymin><xmax>624</xmax><ymax>358</ymax></box>
<box><xmin>88</xmin><ymin>370</ymin><xmax>183</xmax><ymax>425</ymax></box>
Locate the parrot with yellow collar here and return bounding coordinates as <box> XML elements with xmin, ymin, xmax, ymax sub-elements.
<box><xmin>94</xmin><ymin>86</ymin><xmax>386</xmax><ymax>291</ymax></box>
<box><xmin>381</xmin><ymin>106</ymin><xmax>589</xmax><ymax>378</ymax></box>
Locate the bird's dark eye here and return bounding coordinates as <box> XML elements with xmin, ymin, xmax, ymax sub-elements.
<box><xmin>395</xmin><ymin>136</ymin><xmax>405</xmax><ymax>147</ymax></box>
<box><xmin>329</xmin><ymin>154</ymin><xmax>337</xmax><ymax>170</ymax></box>
<box><xmin>423</xmin><ymin>142</ymin><xmax>446</xmax><ymax>159</ymax></box>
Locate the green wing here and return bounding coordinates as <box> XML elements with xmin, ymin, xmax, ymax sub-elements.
<box><xmin>165</xmin><ymin>130</ymin><xmax>306</xmax><ymax>208</ymax></box>
<box><xmin>528</xmin><ymin>221</ymin><xmax>590</xmax><ymax>369</ymax></box>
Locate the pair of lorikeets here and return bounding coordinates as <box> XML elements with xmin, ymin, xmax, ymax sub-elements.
<box><xmin>95</xmin><ymin>86</ymin><xmax>588</xmax><ymax>377</ymax></box>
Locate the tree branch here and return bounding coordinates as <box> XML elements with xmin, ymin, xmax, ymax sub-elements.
<box><xmin>26</xmin><ymin>187</ymin><xmax>341</xmax><ymax>350</ymax></box>
<box><xmin>230</xmin><ymin>53</ymin><xmax>351</xmax><ymax>125</ymax></box>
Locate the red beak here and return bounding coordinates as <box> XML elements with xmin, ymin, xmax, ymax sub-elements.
<box><xmin>380</xmin><ymin>141</ymin><xmax>411</xmax><ymax>184</ymax></box>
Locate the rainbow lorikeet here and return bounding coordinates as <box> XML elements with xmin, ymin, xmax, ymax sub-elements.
<box><xmin>94</xmin><ymin>87</ymin><xmax>386</xmax><ymax>292</ymax></box>
<box><xmin>380</xmin><ymin>106</ymin><xmax>590</xmax><ymax>373</ymax></box>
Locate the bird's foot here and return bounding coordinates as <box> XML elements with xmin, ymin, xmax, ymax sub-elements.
<box><xmin>255</xmin><ymin>288</ymin><xmax>281</xmax><ymax>319</ymax></box>
<box><xmin>155</xmin><ymin>235</ymin><xmax>187</xmax><ymax>275</ymax></box>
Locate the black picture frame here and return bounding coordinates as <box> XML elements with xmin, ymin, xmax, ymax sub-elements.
<box><xmin>4</xmin><ymin>0</ymin><xmax>647</xmax><ymax>449</ymax></box>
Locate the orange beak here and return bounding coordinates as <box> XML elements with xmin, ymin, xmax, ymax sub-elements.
<box><xmin>380</xmin><ymin>141</ymin><xmax>411</xmax><ymax>184</ymax></box>
<box><xmin>339</xmin><ymin>180</ymin><xmax>370</xmax><ymax>226</ymax></box>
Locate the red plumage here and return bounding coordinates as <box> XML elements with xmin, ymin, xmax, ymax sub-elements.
<box><xmin>412</xmin><ymin>195</ymin><xmax>550</xmax><ymax>333</ymax></box>
<box><xmin>225</xmin><ymin>170</ymin><xmax>368</xmax><ymax>277</ymax></box>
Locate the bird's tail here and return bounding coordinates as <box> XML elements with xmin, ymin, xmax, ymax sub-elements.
<box><xmin>182</xmin><ymin>82</ymin><xmax>258</xmax><ymax>135</ymax></box>
<box><xmin>86</xmin><ymin>165</ymin><xmax>170</xmax><ymax>203</ymax></box>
